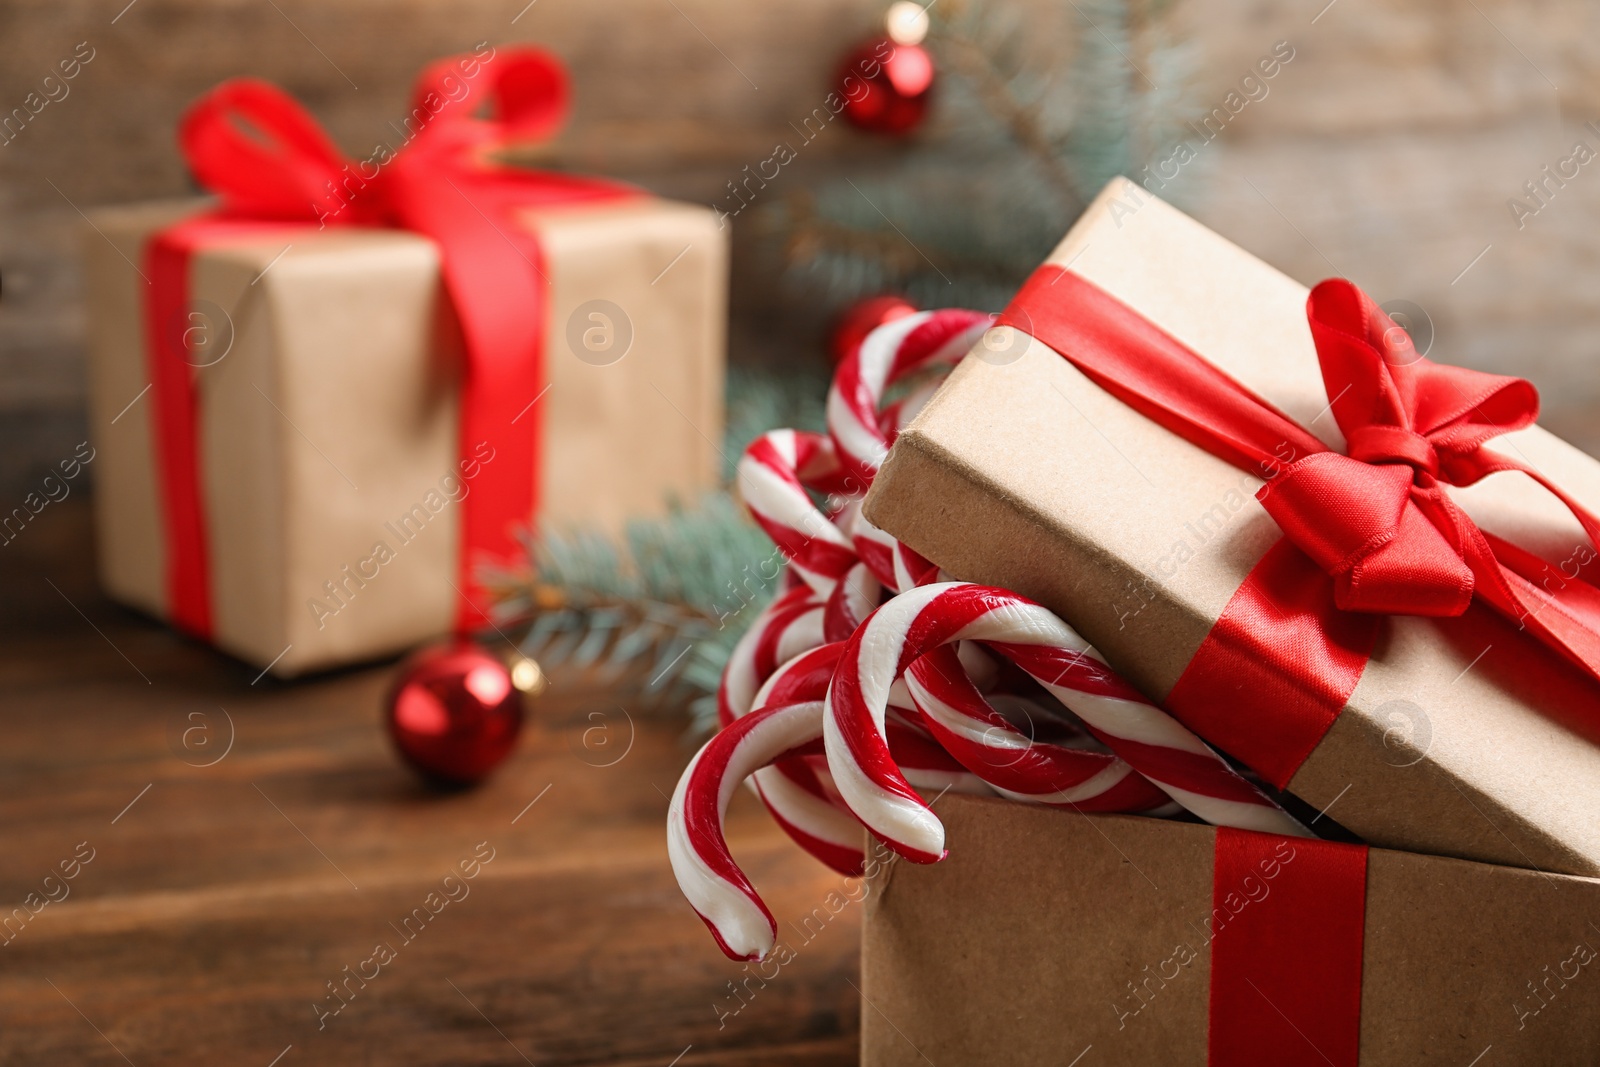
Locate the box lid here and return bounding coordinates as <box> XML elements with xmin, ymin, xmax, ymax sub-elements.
<box><xmin>865</xmin><ymin>178</ymin><xmax>1600</xmax><ymax>876</ymax></box>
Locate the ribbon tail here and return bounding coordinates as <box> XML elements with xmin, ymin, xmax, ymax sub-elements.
<box><xmin>144</xmin><ymin>229</ymin><xmax>214</xmax><ymax>638</ymax></box>
<box><xmin>998</xmin><ymin>268</ymin><xmax>1328</xmax><ymax>476</ymax></box>
<box><xmin>1467</xmin><ymin>458</ymin><xmax>1600</xmax><ymax>685</ymax></box>
<box><xmin>142</xmin><ymin>214</ymin><xmax>314</xmax><ymax>640</ymax></box>
<box><xmin>392</xmin><ymin>170</ymin><xmax>546</xmax><ymax>633</ymax></box>
<box><xmin>1471</xmin><ymin>532</ymin><xmax>1600</xmax><ymax>686</ymax></box>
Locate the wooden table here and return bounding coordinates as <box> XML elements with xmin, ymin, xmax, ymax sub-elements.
<box><xmin>0</xmin><ymin>500</ymin><xmax>860</xmax><ymax>1065</ymax></box>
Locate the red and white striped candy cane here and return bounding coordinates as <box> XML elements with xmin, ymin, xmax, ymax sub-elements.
<box><xmin>668</xmin><ymin>698</ymin><xmax>825</xmax><ymax>960</ymax></box>
<box><xmin>668</xmin><ymin>695</ymin><xmax>991</xmax><ymax>961</ymax></box>
<box><xmin>754</xmin><ymin>642</ymin><xmax>992</xmax><ymax>795</ymax></box>
<box><xmin>823</xmin><ymin>583</ymin><xmax>1308</xmax><ymax>862</ymax></box>
<box><xmin>712</xmin><ymin>585</ymin><xmax>861</xmax><ymax>874</ymax></box>
<box><xmin>823</xmin><ymin>561</ymin><xmax>880</xmax><ymax>643</ymax></box>
<box><xmin>712</xmin><ymin>570</ymin><xmax>914</xmax><ymax>873</ymax></box>
<box><xmin>670</xmin><ymin>647</ymin><xmax>992</xmax><ymax>958</ymax></box>
<box><xmin>744</xmin><ymin>642</ymin><xmax>990</xmax><ymax>876</ymax></box>
<box><xmin>827</xmin><ymin>309</ymin><xmax>991</xmax><ymax>487</ymax></box>
<box><xmin>902</xmin><ymin>645</ymin><xmax>1171</xmax><ymax>812</ymax></box>
<box><xmin>813</xmin><ymin>497</ymin><xmax>936</xmax><ymax>601</ymax></box>
<box><xmin>739</xmin><ymin>643</ymin><xmax>863</xmax><ymax>876</ymax></box>
<box><xmin>848</xmin><ymin>511</ymin><xmax>939</xmax><ymax>593</ymax></box>
<box><xmin>737</xmin><ymin>430</ymin><xmax>856</xmax><ymax>598</ymax></box>
<box><xmin>743</xmin><ymin>316</ymin><xmax>962</xmax><ymax>602</ymax></box>
<box><xmin>826</xmin><ymin>311</ymin><xmax>985</xmax><ymax>590</ymax></box>
<box><xmin>730</xmin><ymin>574</ymin><xmax>1150</xmax><ymax>862</ymax></box>
<box><xmin>738</xmin><ymin>446</ymin><xmax>934</xmax><ymax>605</ymax></box>
<box><xmin>717</xmin><ymin>584</ymin><xmax>824</xmax><ymax>727</ymax></box>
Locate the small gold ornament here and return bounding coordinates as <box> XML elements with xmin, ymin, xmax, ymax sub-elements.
<box><xmin>509</xmin><ymin>655</ymin><xmax>548</xmax><ymax>697</ymax></box>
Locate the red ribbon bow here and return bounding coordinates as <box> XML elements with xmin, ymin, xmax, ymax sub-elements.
<box><xmin>180</xmin><ymin>49</ymin><xmax>583</xmax><ymax>225</ymax></box>
<box><xmin>1001</xmin><ymin>268</ymin><xmax>1600</xmax><ymax>787</ymax></box>
<box><xmin>146</xmin><ymin>50</ymin><xmax>636</xmax><ymax>639</ymax></box>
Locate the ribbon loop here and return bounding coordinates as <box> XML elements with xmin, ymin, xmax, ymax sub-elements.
<box><xmin>179</xmin><ymin>78</ymin><xmax>355</xmax><ymax>222</ymax></box>
<box><xmin>486</xmin><ymin>49</ymin><xmax>570</xmax><ymax>140</ymax></box>
<box><xmin>1259</xmin><ymin>454</ymin><xmax>1477</xmax><ymax>618</ymax></box>
<box><xmin>403</xmin><ymin>47</ymin><xmax>569</xmax><ymax>153</ymax></box>
<box><xmin>1306</xmin><ymin>279</ymin><xmax>1541</xmax><ymax>485</ymax></box>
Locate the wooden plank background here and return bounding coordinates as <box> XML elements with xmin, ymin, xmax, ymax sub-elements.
<box><xmin>3</xmin><ymin>0</ymin><xmax>1600</xmax><ymax>495</ymax></box>
<box><xmin>3</xmin><ymin>2</ymin><xmax>1600</xmax><ymax>1060</ymax></box>
<box><xmin>0</xmin><ymin>499</ymin><xmax>864</xmax><ymax>1064</ymax></box>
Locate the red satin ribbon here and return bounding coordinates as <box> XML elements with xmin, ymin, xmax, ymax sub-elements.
<box><xmin>999</xmin><ymin>267</ymin><xmax>1600</xmax><ymax>788</ymax></box>
<box><xmin>145</xmin><ymin>50</ymin><xmax>637</xmax><ymax>638</ymax></box>
<box><xmin>1208</xmin><ymin>830</ymin><xmax>1367</xmax><ymax>1066</ymax></box>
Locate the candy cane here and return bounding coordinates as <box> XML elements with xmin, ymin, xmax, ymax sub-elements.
<box><xmin>671</xmin><ymin>647</ymin><xmax>993</xmax><ymax>958</ymax></box>
<box><xmin>668</xmin><ymin>694</ymin><xmax>995</xmax><ymax>962</ymax></box>
<box><xmin>823</xmin><ymin>561</ymin><xmax>880</xmax><ymax>643</ymax></box>
<box><xmin>902</xmin><ymin>645</ymin><xmax>1170</xmax><ymax>812</ymax></box>
<box><xmin>717</xmin><ymin>584</ymin><xmax>824</xmax><ymax>727</ymax></box>
<box><xmin>746</xmin><ymin>642</ymin><xmax>990</xmax><ymax>876</ymax></box>
<box><xmin>827</xmin><ymin>309</ymin><xmax>991</xmax><ymax>487</ymax></box>
<box><xmin>737</xmin><ymin>626</ymin><xmax>1169</xmax><ymax>879</ymax></box>
<box><xmin>726</xmin><ymin>581</ymin><xmax>1156</xmax><ymax>870</ymax></box>
<box><xmin>755</xmin><ymin>643</ymin><xmax>989</xmax><ymax>790</ymax></box>
<box><xmin>743</xmin><ymin>328</ymin><xmax>957</xmax><ymax>602</ymax></box>
<box><xmin>825</xmin><ymin>311</ymin><xmax>984</xmax><ymax>590</ymax></box>
<box><xmin>668</xmin><ymin>699</ymin><xmax>824</xmax><ymax>960</ymax></box>
<box><xmin>750</xmin><ymin>631</ymin><xmax>1171</xmax><ymax>824</ymax></box>
<box><xmin>823</xmin><ymin>583</ymin><xmax>1308</xmax><ymax>862</ymax></box>
<box><xmin>714</xmin><ymin>591</ymin><xmax>879</xmax><ymax>877</ymax></box>
<box><xmin>737</xmin><ymin>643</ymin><xmax>863</xmax><ymax>876</ymax></box>
<box><xmin>848</xmin><ymin>510</ymin><xmax>938</xmax><ymax>593</ymax></box>
<box><xmin>709</xmin><ymin>580</ymin><xmax>866</xmax><ymax>876</ymax></box>
<box><xmin>737</xmin><ymin>430</ymin><xmax>856</xmax><ymax>598</ymax></box>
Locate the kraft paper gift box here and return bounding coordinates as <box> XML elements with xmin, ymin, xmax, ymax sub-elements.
<box><xmin>861</xmin><ymin>794</ymin><xmax>1600</xmax><ymax>1066</ymax></box>
<box><xmin>83</xmin><ymin>195</ymin><xmax>726</xmax><ymax>677</ymax></box>
<box><xmin>863</xmin><ymin>177</ymin><xmax>1600</xmax><ymax>877</ymax></box>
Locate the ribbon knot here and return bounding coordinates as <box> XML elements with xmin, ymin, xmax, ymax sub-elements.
<box><xmin>1258</xmin><ymin>451</ymin><xmax>1477</xmax><ymax>617</ymax></box>
<box><xmin>1343</xmin><ymin>425</ymin><xmax>1439</xmax><ymax>475</ymax></box>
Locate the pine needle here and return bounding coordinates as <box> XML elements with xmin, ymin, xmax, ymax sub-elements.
<box><xmin>485</xmin><ymin>366</ymin><xmax>828</xmax><ymax>738</ymax></box>
<box><xmin>769</xmin><ymin>0</ymin><xmax>1198</xmax><ymax>312</ymax></box>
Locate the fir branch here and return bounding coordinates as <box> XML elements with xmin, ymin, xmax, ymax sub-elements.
<box><xmin>487</xmin><ymin>366</ymin><xmax>829</xmax><ymax>737</ymax></box>
<box><xmin>929</xmin><ymin>2</ymin><xmax>1082</xmax><ymax>208</ymax></box>
<box><xmin>771</xmin><ymin>170</ymin><xmax>1062</xmax><ymax>311</ymax></box>
<box><xmin>770</xmin><ymin>0</ymin><xmax>1197</xmax><ymax>310</ymax></box>
<box><xmin>485</xmin><ymin>492</ymin><xmax>781</xmax><ymax>737</ymax></box>
<box><xmin>781</xmin><ymin>190</ymin><xmax>948</xmax><ymax>289</ymax></box>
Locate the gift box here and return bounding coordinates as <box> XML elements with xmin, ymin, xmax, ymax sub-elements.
<box><xmin>863</xmin><ymin>177</ymin><xmax>1600</xmax><ymax>876</ymax></box>
<box><xmin>82</xmin><ymin>53</ymin><xmax>726</xmax><ymax>677</ymax></box>
<box><xmin>862</xmin><ymin>793</ymin><xmax>1600</xmax><ymax>1066</ymax></box>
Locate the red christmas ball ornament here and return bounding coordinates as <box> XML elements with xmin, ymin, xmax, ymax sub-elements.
<box><xmin>385</xmin><ymin>641</ymin><xmax>537</xmax><ymax>786</ymax></box>
<box><xmin>831</xmin><ymin>294</ymin><xmax>919</xmax><ymax>364</ymax></box>
<box><xmin>838</xmin><ymin>4</ymin><xmax>936</xmax><ymax>135</ymax></box>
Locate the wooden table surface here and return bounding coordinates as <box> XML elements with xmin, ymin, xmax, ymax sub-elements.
<box><xmin>0</xmin><ymin>500</ymin><xmax>860</xmax><ymax>1066</ymax></box>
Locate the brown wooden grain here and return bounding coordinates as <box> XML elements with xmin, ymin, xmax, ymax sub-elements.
<box><xmin>8</xmin><ymin>0</ymin><xmax>1600</xmax><ymax>506</ymax></box>
<box><xmin>0</xmin><ymin>499</ymin><xmax>860</xmax><ymax>1065</ymax></box>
